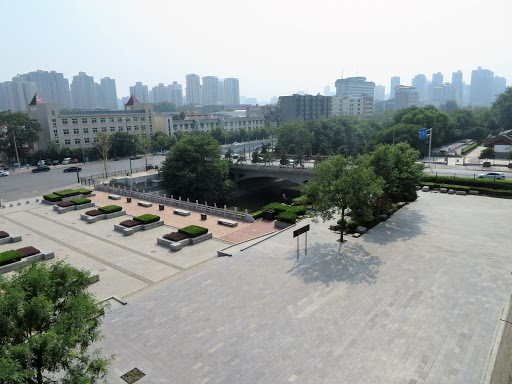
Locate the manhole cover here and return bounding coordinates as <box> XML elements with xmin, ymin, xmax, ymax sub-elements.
<box><xmin>121</xmin><ymin>367</ymin><xmax>145</xmax><ymax>383</ymax></box>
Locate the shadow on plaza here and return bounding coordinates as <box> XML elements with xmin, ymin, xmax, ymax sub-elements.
<box><xmin>287</xmin><ymin>241</ymin><xmax>384</xmax><ymax>286</ymax></box>
<box><xmin>362</xmin><ymin>209</ymin><xmax>426</xmax><ymax>245</ymax></box>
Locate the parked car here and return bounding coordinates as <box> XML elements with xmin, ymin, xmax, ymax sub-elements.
<box><xmin>0</xmin><ymin>170</ymin><xmax>9</xmax><ymax>177</ymax></box>
<box><xmin>113</xmin><ymin>157</ymin><xmax>120</xmax><ymax>161</ymax></box>
<box><xmin>63</xmin><ymin>166</ymin><xmax>82</xmax><ymax>173</ymax></box>
<box><xmin>130</xmin><ymin>155</ymin><xmax>143</xmax><ymax>160</ymax></box>
<box><xmin>62</xmin><ymin>157</ymin><xmax>72</xmax><ymax>165</ymax></box>
<box><xmin>32</xmin><ymin>165</ymin><xmax>51</xmax><ymax>173</ymax></box>
<box><xmin>52</xmin><ymin>160</ymin><xmax>59</xmax><ymax>165</ymax></box>
<box><xmin>1</xmin><ymin>164</ymin><xmax>9</xmax><ymax>170</ymax></box>
<box><xmin>13</xmin><ymin>162</ymin><xmax>20</xmax><ymax>167</ymax></box>
<box><xmin>71</xmin><ymin>158</ymin><xmax>79</xmax><ymax>164</ymax></box>
<box><xmin>477</xmin><ymin>172</ymin><xmax>506</xmax><ymax>180</ymax></box>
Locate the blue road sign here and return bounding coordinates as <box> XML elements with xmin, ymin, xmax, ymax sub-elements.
<box><xmin>419</xmin><ymin>128</ymin><xmax>427</xmax><ymax>139</ymax></box>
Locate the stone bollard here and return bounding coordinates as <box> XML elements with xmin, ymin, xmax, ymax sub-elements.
<box><xmin>26</xmin><ymin>201</ymin><xmax>29</xmax><ymax>204</ymax></box>
<box><xmin>10</xmin><ymin>204</ymin><xmax>13</xmax><ymax>207</ymax></box>
<box><xmin>17</xmin><ymin>202</ymin><xmax>21</xmax><ymax>206</ymax></box>
<box><xmin>36</xmin><ymin>199</ymin><xmax>39</xmax><ymax>202</ymax></box>
<box><xmin>196</xmin><ymin>200</ymin><xmax>198</xmax><ymax>210</ymax></box>
<box><xmin>224</xmin><ymin>205</ymin><xmax>227</xmax><ymax>216</ymax></box>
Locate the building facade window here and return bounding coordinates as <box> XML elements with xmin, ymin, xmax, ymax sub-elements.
<box><xmin>93</xmin><ymin>137</ymin><xmax>98</xmax><ymax>143</ymax></box>
<box><xmin>64</xmin><ymin>139</ymin><xmax>71</xmax><ymax>145</ymax></box>
<box><xmin>72</xmin><ymin>118</ymin><xmax>78</xmax><ymax>124</ymax></box>
<box><xmin>101</xmin><ymin>127</ymin><xmax>107</xmax><ymax>132</ymax></box>
<box><xmin>75</xmin><ymin>139</ymin><xmax>81</xmax><ymax>144</ymax></box>
<box><xmin>100</xmin><ymin>118</ymin><xmax>106</xmax><ymax>123</ymax></box>
<box><xmin>110</xmin><ymin>127</ymin><xmax>115</xmax><ymax>132</ymax></box>
<box><xmin>82</xmin><ymin>118</ymin><xmax>87</xmax><ymax>124</ymax></box>
<box><xmin>117</xmin><ymin>117</ymin><xmax>123</xmax><ymax>122</ymax></box>
<box><xmin>91</xmin><ymin>118</ymin><xmax>97</xmax><ymax>123</ymax></box>
<box><xmin>84</xmin><ymin>138</ymin><xmax>90</xmax><ymax>144</ymax></box>
<box><xmin>63</xmin><ymin>129</ymin><xmax>69</xmax><ymax>135</ymax></box>
<box><xmin>133</xmin><ymin>117</ymin><xmax>138</xmax><ymax>122</ymax></box>
<box><xmin>92</xmin><ymin>127</ymin><xmax>98</xmax><ymax>133</ymax></box>
<box><xmin>109</xmin><ymin>117</ymin><xmax>114</xmax><ymax>123</ymax></box>
<box><xmin>83</xmin><ymin>128</ymin><xmax>89</xmax><ymax>134</ymax></box>
<box><xmin>119</xmin><ymin>127</ymin><xmax>123</xmax><ymax>131</ymax></box>
<box><xmin>126</xmin><ymin>126</ymin><xmax>131</xmax><ymax>131</ymax></box>
<box><xmin>62</xmin><ymin>119</ymin><xmax>68</xmax><ymax>125</ymax></box>
<box><xmin>73</xmin><ymin>128</ymin><xmax>79</xmax><ymax>135</ymax></box>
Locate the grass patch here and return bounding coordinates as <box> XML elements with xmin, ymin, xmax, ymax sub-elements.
<box><xmin>43</xmin><ymin>193</ymin><xmax>62</xmax><ymax>202</ymax></box>
<box><xmin>261</xmin><ymin>202</ymin><xmax>289</xmax><ymax>213</ymax></box>
<box><xmin>276</xmin><ymin>211</ymin><xmax>297</xmax><ymax>224</ymax></box>
<box><xmin>284</xmin><ymin>205</ymin><xmax>306</xmax><ymax>215</ymax></box>
<box><xmin>178</xmin><ymin>225</ymin><xmax>208</xmax><ymax>238</ymax></box>
<box><xmin>121</xmin><ymin>368</ymin><xmax>145</xmax><ymax>384</ymax></box>
<box><xmin>53</xmin><ymin>189</ymin><xmax>80</xmax><ymax>198</ymax></box>
<box><xmin>75</xmin><ymin>188</ymin><xmax>92</xmax><ymax>195</ymax></box>
<box><xmin>70</xmin><ymin>198</ymin><xmax>91</xmax><ymax>205</ymax></box>
<box><xmin>251</xmin><ymin>211</ymin><xmax>263</xmax><ymax>219</ymax></box>
<box><xmin>0</xmin><ymin>250</ymin><xmax>22</xmax><ymax>266</ymax></box>
<box><xmin>133</xmin><ymin>214</ymin><xmax>160</xmax><ymax>224</ymax></box>
<box><xmin>99</xmin><ymin>205</ymin><xmax>122</xmax><ymax>214</ymax></box>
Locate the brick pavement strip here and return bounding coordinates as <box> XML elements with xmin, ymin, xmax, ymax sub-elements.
<box><xmin>96</xmin><ymin>193</ymin><xmax>512</xmax><ymax>383</ymax></box>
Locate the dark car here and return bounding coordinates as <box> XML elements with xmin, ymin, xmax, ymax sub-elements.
<box><xmin>130</xmin><ymin>155</ymin><xmax>143</xmax><ymax>160</ymax></box>
<box><xmin>71</xmin><ymin>158</ymin><xmax>79</xmax><ymax>164</ymax></box>
<box><xmin>52</xmin><ymin>160</ymin><xmax>59</xmax><ymax>165</ymax></box>
<box><xmin>32</xmin><ymin>165</ymin><xmax>51</xmax><ymax>173</ymax></box>
<box><xmin>63</xmin><ymin>166</ymin><xmax>82</xmax><ymax>173</ymax></box>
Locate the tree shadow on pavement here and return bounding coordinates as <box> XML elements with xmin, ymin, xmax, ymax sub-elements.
<box><xmin>362</xmin><ymin>208</ymin><xmax>426</xmax><ymax>245</ymax></box>
<box><xmin>287</xmin><ymin>241</ymin><xmax>384</xmax><ymax>286</ymax></box>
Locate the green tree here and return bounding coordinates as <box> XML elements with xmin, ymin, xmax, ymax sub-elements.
<box><xmin>263</xmin><ymin>152</ymin><xmax>273</xmax><ymax>165</ymax></box>
<box><xmin>160</xmin><ymin>134</ymin><xmax>233</xmax><ymax>202</ymax></box>
<box><xmin>252</xmin><ymin>148</ymin><xmax>260</xmax><ymax>163</ymax></box>
<box><xmin>138</xmin><ymin>131</ymin><xmax>153</xmax><ymax>170</ymax></box>
<box><xmin>305</xmin><ymin>155</ymin><xmax>383</xmax><ymax>242</ymax></box>
<box><xmin>295</xmin><ymin>150</ymin><xmax>305</xmax><ymax>168</ymax></box>
<box><xmin>153</xmin><ymin>101</ymin><xmax>177</xmax><ymax>113</ymax></box>
<box><xmin>479</xmin><ymin>147</ymin><xmax>495</xmax><ymax>159</ymax></box>
<box><xmin>492</xmin><ymin>86</ymin><xmax>512</xmax><ymax>131</ymax></box>
<box><xmin>369</xmin><ymin>143</ymin><xmax>423</xmax><ymax>203</ymax></box>
<box><xmin>110</xmin><ymin>132</ymin><xmax>138</xmax><ymax>157</ymax></box>
<box><xmin>0</xmin><ymin>261</ymin><xmax>112</xmax><ymax>384</ymax></box>
<box><xmin>94</xmin><ymin>132</ymin><xmax>112</xmax><ymax>177</ymax></box>
<box><xmin>224</xmin><ymin>148</ymin><xmax>233</xmax><ymax>163</ymax></box>
<box><xmin>210</xmin><ymin>126</ymin><xmax>226</xmax><ymax>144</ymax></box>
<box><xmin>0</xmin><ymin>111</ymin><xmax>42</xmax><ymax>161</ymax></box>
<box><xmin>280</xmin><ymin>153</ymin><xmax>288</xmax><ymax>166</ymax></box>
<box><xmin>151</xmin><ymin>132</ymin><xmax>171</xmax><ymax>153</ymax></box>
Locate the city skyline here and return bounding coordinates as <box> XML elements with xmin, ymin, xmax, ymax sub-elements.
<box><xmin>1</xmin><ymin>0</ymin><xmax>510</xmax><ymax>102</ymax></box>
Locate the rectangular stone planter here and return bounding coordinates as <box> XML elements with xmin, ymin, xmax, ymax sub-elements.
<box><xmin>80</xmin><ymin>210</ymin><xmax>126</xmax><ymax>223</ymax></box>
<box><xmin>156</xmin><ymin>232</ymin><xmax>212</xmax><ymax>252</ymax></box>
<box><xmin>0</xmin><ymin>251</ymin><xmax>55</xmax><ymax>274</ymax></box>
<box><xmin>114</xmin><ymin>220</ymin><xmax>164</xmax><ymax>236</ymax></box>
<box><xmin>74</xmin><ymin>202</ymin><xmax>96</xmax><ymax>211</ymax></box>
<box><xmin>53</xmin><ymin>205</ymin><xmax>76</xmax><ymax>213</ymax></box>
<box><xmin>0</xmin><ymin>235</ymin><xmax>22</xmax><ymax>245</ymax></box>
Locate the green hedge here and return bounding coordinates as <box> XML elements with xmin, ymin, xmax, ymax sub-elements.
<box><xmin>43</xmin><ymin>193</ymin><xmax>62</xmax><ymax>202</ymax></box>
<box><xmin>285</xmin><ymin>206</ymin><xmax>306</xmax><ymax>215</ymax></box>
<box><xmin>461</xmin><ymin>142</ymin><xmax>478</xmax><ymax>155</ymax></box>
<box><xmin>261</xmin><ymin>202</ymin><xmax>289</xmax><ymax>213</ymax></box>
<box><xmin>420</xmin><ymin>182</ymin><xmax>512</xmax><ymax>198</ymax></box>
<box><xmin>0</xmin><ymin>250</ymin><xmax>22</xmax><ymax>267</ymax></box>
<box><xmin>276</xmin><ymin>211</ymin><xmax>297</xmax><ymax>224</ymax></box>
<box><xmin>421</xmin><ymin>175</ymin><xmax>512</xmax><ymax>191</ymax></box>
<box><xmin>99</xmin><ymin>205</ymin><xmax>122</xmax><ymax>214</ymax></box>
<box><xmin>346</xmin><ymin>221</ymin><xmax>358</xmax><ymax>233</ymax></box>
<box><xmin>70</xmin><ymin>198</ymin><xmax>91</xmax><ymax>205</ymax></box>
<box><xmin>251</xmin><ymin>211</ymin><xmax>263</xmax><ymax>219</ymax></box>
<box><xmin>54</xmin><ymin>189</ymin><xmax>81</xmax><ymax>198</ymax></box>
<box><xmin>75</xmin><ymin>188</ymin><xmax>92</xmax><ymax>195</ymax></box>
<box><xmin>134</xmin><ymin>214</ymin><xmax>160</xmax><ymax>224</ymax></box>
<box><xmin>178</xmin><ymin>225</ymin><xmax>208</xmax><ymax>238</ymax></box>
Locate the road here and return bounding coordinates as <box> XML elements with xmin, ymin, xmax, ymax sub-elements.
<box><xmin>0</xmin><ymin>155</ymin><xmax>166</xmax><ymax>203</ymax></box>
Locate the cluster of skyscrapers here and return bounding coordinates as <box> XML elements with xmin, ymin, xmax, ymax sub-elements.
<box><xmin>185</xmin><ymin>75</ymin><xmax>240</xmax><ymax>106</ymax></box>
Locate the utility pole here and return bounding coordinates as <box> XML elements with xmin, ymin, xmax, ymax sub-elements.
<box><xmin>428</xmin><ymin>126</ymin><xmax>433</xmax><ymax>167</ymax></box>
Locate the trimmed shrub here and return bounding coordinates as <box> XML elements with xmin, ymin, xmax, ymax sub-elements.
<box><xmin>85</xmin><ymin>209</ymin><xmax>103</xmax><ymax>216</ymax></box>
<box><xmin>421</xmin><ymin>175</ymin><xmax>512</xmax><ymax>190</ymax></box>
<box><xmin>461</xmin><ymin>142</ymin><xmax>478</xmax><ymax>155</ymax></box>
<box><xmin>43</xmin><ymin>193</ymin><xmax>62</xmax><ymax>202</ymax></box>
<box><xmin>0</xmin><ymin>231</ymin><xmax>9</xmax><ymax>239</ymax></box>
<box><xmin>75</xmin><ymin>188</ymin><xmax>92</xmax><ymax>195</ymax></box>
<box><xmin>163</xmin><ymin>232</ymin><xmax>188</xmax><ymax>242</ymax></box>
<box><xmin>54</xmin><ymin>189</ymin><xmax>80</xmax><ymax>198</ymax></box>
<box><xmin>261</xmin><ymin>202</ymin><xmax>288</xmax><ymax>213</ymax></box>
<box><xmin>71</xmin><ymin>198</ymin><xmax>91</xmax><ymax>205</ymax></box>
<box><xmin>16</xmin><ymin>246</ymin><xmax>40</xmax><ymax>258</ymax></box>
<box><xmin>57</xmin><ymin>201</ymin><xmax>75</xmax><ymax>207</ymax></box>
<box><xmin>346</xmin><ymin>221</ymin><xmax>358</xmax><ymax>233</ymax></box>
<box><xmin>286</xmin><ymin>206</ymin><xmax>306</xmax><ymax>215</ymax></box>
<box><xmin>99</xmin><ymin>205</ymin><xmax>122</xmax><ymax>214</ymax></box>
<box><xmin>420</xmin><ymin>182</ymin><xmax>512</xmax><ymax>198</ymax></box>
<box><xmin>251</xmin><ymin>211</ymin><xmax>263</xmax><ymax>220</ymax></box>
<box><xmin>276</xmin><ymin>211</ymin><xmax>297</xmax><ymax>224</ymax></box>
<box><xmin>178</xmin><ymin>225</ymin><xmax>208</xmax><ymax>238</ymax></box>
<box><xmin>133</xmin><ymin>214</ymin><xmax>160</xmax><ymax>224</ymax></box>
<box><xmin>120</xmin><ymin>219</ymin><xmax>142</xmax><ymax>228</ymax></box>
<box><xmin>0</xmin><ymin>250</ymin><xmax>22</xmax><ymax>267</ymax></box>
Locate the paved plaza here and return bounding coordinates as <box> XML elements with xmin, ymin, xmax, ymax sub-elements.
<box><xmin>94</xmin><ymin>192</ymin><xmax>512</xmax><ymax>383</ymax></box>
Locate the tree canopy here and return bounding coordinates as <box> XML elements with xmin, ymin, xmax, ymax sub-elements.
<box><xmin>0</xmin><ymin>110</ymin><xmax>42</xmax><ymax>160</ymax></box>
<box><xmin>0</xmin><ymin>261</ymin><xmax>112</xmax><ymax>384</ymax></box>
<box><xmin>492</xmin><ymin>86</ymin><xmax>512</xmax><ymax>131</ymax></box>
<box><xmin>160</xmin><ymin>134</ymin><xmax>233</xmax><ymax>203</ymax></box>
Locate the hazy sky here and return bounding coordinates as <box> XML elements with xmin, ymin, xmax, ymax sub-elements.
<box><xmin>2</xmin><ymin>0</ymin><xmax>510</xmax><ymax>101</ymax></box>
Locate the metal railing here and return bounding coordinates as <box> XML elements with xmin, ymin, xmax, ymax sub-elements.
<box><xmin>95</xmin><ymin>184</ymin><xmax>255</xmax><ymax>223</ymax></box>
<box><xmin>80</xmin><ymin>166</ymin><xmax>148</xmax><ymax>186</ymax></box>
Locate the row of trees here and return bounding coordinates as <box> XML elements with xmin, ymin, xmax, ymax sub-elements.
<box><xmin>305</xmin><ymin>143</ymin><xmax>424</xmax><ymax>242</ymax></box>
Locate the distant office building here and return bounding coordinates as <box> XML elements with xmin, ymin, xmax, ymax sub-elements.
<box><xmin>431</xmin><ymin>72</ymin><xmax>443</xmax><ymax>87</ymax></box>
<box><xmin>170</xmin><ymin>82</ymin><xmax>183</xmax><ymax>106</ymax></box>
<box><xmin>166</xmin><ymin>114</ymin><xmax>264</xmax><ymax>137</ymax></box>
<box><xmin>335</xmin><ymin>77</ymin><xmax>375</xmax><ymax>97</ymax></box>
<box><xmin>0</xmin><ymin>79</ymin><xmax>36</xmax><ymax>112</ymax></box>
<box><xmin>429</xmin><ymin>83</ymin><xmax>457</xmax><ymax>106</ymax></box>
<box><xmin>374</xmin><ymin>85</ymin><xmax>385</xmax><ymax>101</ymax></box>
<box><xmin>152</xmin><ymin>83</ymin><xmax>172</xmax><ymax>103</ymax></box>
<box><xmin>452</xmin><ymin>70</ymin><xmax>463</xmax><ymax>103</ymax></box>
<box><xmin>412</xmin><ymin>74</ymin><xmax>428</xmax><ymax>102</ymax></box>
<box><xmin>331</xmin><ymin>95</ymin><xmax>373</xmax><ymax>119</ymax></box>
<box><xmin>13</xmin><ymin>70</ymin><xmax>72</xmax><ymax>108</ymax></box>
<box><xmin>324</xmin><ymin>86</ymin><xmax>331</xmax><ymax>96</ymax></box>
<box><xmin>278</xmin><ymin>94</ymin><xmax>331</xmax><ymax>124</ymax></box>
<box><xmin>462</xmin><ymin>84</ymin><xmax>471</xmax><ymax>106</ymax></box>
<box><xmin>129</xmin><ymin>82</ymin><xmax>149</xmax><ymax>103</ymax></box>
<box><xmin>224</xmin><ymin>78</ymin><xmax>240</xmax><ymax>105</ymax></box>
<box><xmin>186</xmin><ymin>74</ymin><xmax>201</xmax><ymax>105</ymax></box>
<box><xmin>493</xmin><ymin>76</ymin><xmax>507</xmax><ymax>98</ymax></box>
<box><xmin>390</xmin><ymin>76</ymin><xmax>400</xmax><ymax>99</ymax></box>
<box><xmin>470</xmin><ymin>67</ymin><xmax>495</xmax><ymax>106</ymax></box>
<box><xmin>28</xmin><ymin>94</ymin><xmax>155</xmax><ymax>150</ymax></box>
<box><xmin>395</xmin><ymin>86</ymin><xmax>420</xmax><ymax>110</ymax></box>
<box><xmin>98</xmin><ymin>77</ymin><xmax>118</xmax><ymax>110</ymax></box>
<box><xmin>202</xmin><ymin>76</ymin><xmax>219</xmax><ymax>105</ymax></box>
<box><xmin>71</xmin><ymin>72</ymin><xmax>97</xmax><ymax>109</ymax></box>
<box><xmin>217</xmin><ymin>80</ymin><xmax>224</xmax><ymax>105</ymax></box>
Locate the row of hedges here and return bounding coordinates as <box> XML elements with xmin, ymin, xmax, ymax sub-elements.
<box><xmin>178</xmin><ymin>225</ymin><xmax>208</xmax><ymax>238</ymax></box>
<box><xmin>275</xmin><ymin>211</ymin><xmax>297</xmax><ymax>224</ymax></box>
<box><xmin>461</xmin><ymin>142</ymin><xmax>478</xmax><ymax>155</ymax></box>
<box><xmin>421</xmin><ymin>175</ymin><xmax>512</xmax><ymax>191</ymax></box>
<box><xmin>43</xmin><ymin>188</ymin><xmax>92</xmax><ymax>202</ymax></box>
<box><xmin>420</xmin><ymin>182</ymin><xmax>512</xmax><ymax>198</ymax></box>
<box><xmin>0</xmin><ymin>246</ymin><xmax>41</xmax><ymax>267</ymax></box>
<box><xmin>260</xmin><ymin>202</ymin><xmax>307</xmax><ymax>224</ymax></box>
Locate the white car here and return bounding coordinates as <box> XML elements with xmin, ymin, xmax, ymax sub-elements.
<box><xmin>0</xmin><ymin>170</ymin><xmax>9</xmax><ymax>177</ymax></box>
<box><xmin>477</xmin><ymin>172</ymin><xmax>506</xmax><ymax>180</ymax></box>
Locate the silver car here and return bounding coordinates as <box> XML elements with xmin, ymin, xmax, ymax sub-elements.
<box><xmin>477</xmin><ymin>172</ymin><xmax>506</xmax><ymax>180</ymax></box>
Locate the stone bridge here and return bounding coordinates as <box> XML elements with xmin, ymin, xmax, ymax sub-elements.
<box><xmin>228</xmin><ymin>164</ymin><xmax>315</xmax><ymax>186</ymax></box>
